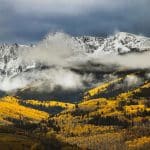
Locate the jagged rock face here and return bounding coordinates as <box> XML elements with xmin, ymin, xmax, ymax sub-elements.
<box><xmin>0</xmin><ymin>44</ymin><xmax>23</xmax><ymax>77</ymax></box>
<box><xmin>0</xmin><ymin>32</ymin><xmax>150</xmax><ymax>76</ymax></box>
<box><xmin>0</xmin><ymin>44</ymin><xmax>42</xmax><ymax>79</ymax></box>
<box><xmin>0</xmin><ymin>32</ymin><xmax>149</xmax><ymax>96</ymax></box>
<box><xmin>73</xmin><ymin>36</ymin><xmax>104</xmax><ymax>53</ymax></box>
<box><xmin>73</xmin><ymin>32</ymin><xmax>150</xmax><ymax>55</ymax></box>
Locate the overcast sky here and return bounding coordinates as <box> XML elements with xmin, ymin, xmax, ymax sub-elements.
<box><xmin>0</xmin><ymin>0</ymin><xmax>150</xmax><ymax>43</ymax></box>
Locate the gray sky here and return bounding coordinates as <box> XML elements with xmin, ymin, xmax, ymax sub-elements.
<box><xmin>0</xmin><ymin>0</ymin><xmax>150</xmax><ymax>43</ymax></box>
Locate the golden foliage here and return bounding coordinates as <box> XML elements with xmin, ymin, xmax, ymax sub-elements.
<box><xmin>126</xmin><ymin>137</ymin><xmax>150</xmax><ymax>150</ymax></box>
<box><xmin>117</xmin><ymin>82</ymin><xmax>150</xmax><ymax>100</ymax></box>
<box><xmin>0</xmin><ymin>96</ymin><xmax>49</xmax><ymax>122</ymax></box>
<box><xmin>0</xmin><ymin>78</ymin><xmax>149</xmax><ymax>150</ymax></box>
<box><xmin>124</xmin><ymin>105</ymin><xmax>145</xmax><ymax>114</ymax></box>
<box><xmin>84</xmin><ymin>77</ymin><xmax>123</xmax><ymax>100</ymax></box>
<box><xmin>24</xmin><ymin>99</ymin><xmax>75</xmax><ymax>109</ymax></box>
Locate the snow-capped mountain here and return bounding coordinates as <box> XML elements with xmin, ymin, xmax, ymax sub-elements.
<box><xmin>0</xmin><ymin>32</ymin><xmax>149</xmax><ymax>93</ymax></box>
<box><xmin>73</xmin><ymin>32</ymin><xmax>150</xmax><ymax>55</ymax></box>
<box><xmin>0</xmin><ymin>43</ymin><xmax>38</xmax><ymax>78</ymax></box>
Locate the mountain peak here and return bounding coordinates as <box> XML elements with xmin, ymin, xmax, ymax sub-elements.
<box><xmin>73</xmin><ymin>32</ymin><xmax>150</xmax><ymax>55</ymax></box>
<box><xmin>0</xmin><ymin>31</ymin><xmax>150</xmax><ymax>92</ymax></box>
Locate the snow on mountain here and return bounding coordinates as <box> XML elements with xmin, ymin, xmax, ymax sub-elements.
<box><xmin>0</xmin><ymin>32</ymin><xmax>149</xmax><ymax>92</ymax></box>
<box><xmin>0</xmin><ymin>44</ymin><xmax>36</xmax><ymax>78</ymax></box>
<box><xmin>73</xmin><ymin>32</ymin><xmax>150</xmax><ymax>55</ymax></box>
<box><xmin>0</xmin><ymin>32</ymin><xmax>150</xmax><ymax>77</ymax></box>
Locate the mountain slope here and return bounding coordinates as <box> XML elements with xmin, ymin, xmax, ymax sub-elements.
<box><xmin>73</xmin><ymin>32</ymin><xmax>150</xmax><ymax>55</ymax></box>
<box><xmin>0</xmin><ymin>96</ymin><xmax>48</xmax><ymax>124</ymax></box>
<box><xmin>0</xmin><ymin>32</ymin><xmax>150</xmax><ymax>101</ymax></box>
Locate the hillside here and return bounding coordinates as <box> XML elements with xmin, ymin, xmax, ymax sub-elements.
<box><xmin>0</xmin><ymin>32</ymin><xmax>150</xmax><ymax>102</ymax></box>
<box><xmin>0</xmin><ymin>74</ymin><xmax>149</xmax><ymax>149</ymax></box>
<box><xmin>0</xmin><ymin>97</ymin><xmax>49</xmax><ymax>124</ymax></box>
<box><xmin>0</xmin><ymin>32</ymin><xmax>149</xmax><ymax>149</ymax></box>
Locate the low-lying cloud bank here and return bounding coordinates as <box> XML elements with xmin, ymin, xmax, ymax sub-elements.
<box><xmin>91</xmin><ymin>52</ymin><xmax>150</xmax><ymax>69</ymax></box>
<box><xmin>0</xmin><ymin>68</ymin><xmax>94</xmax><ymax>93</ymax></box>
<box><xmin>0</xmin><ymin>32</ymin><xmax>150</xmax><ymax>94</ymax></box>
<box><xmin>22</xmin><ymin>32</ymin><xmax>150</xmax><ymax>69</ymax></box>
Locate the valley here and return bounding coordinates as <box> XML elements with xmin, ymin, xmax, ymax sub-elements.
<box><xmin>0</xmin><ymin>73</ymin><xmax>149</xmax><ymax>150</ymax></box>
<box><xmin>0</xmin><ymin>32</ymin><xmax>149</xmax><ymax>149</ymax></box>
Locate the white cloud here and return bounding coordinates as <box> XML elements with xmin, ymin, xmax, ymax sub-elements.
<box><xmin>21</xmin><ymin>32</ymin><xmax>75</xmax><ymax>66</ymax></box>
<box><xmin>124</xmin><ymin>75</ymin><xmax>143</xmax><ymax>87</ymax></box>
<box><xmin>7</xmin><ymin>0</ymin><xmax>127</xmax><ymax>16</ymax></box>
<box><xmin>92</xmin><ymin>51</ymin><xmax>150</xmax><ymax>69</ymax></box>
